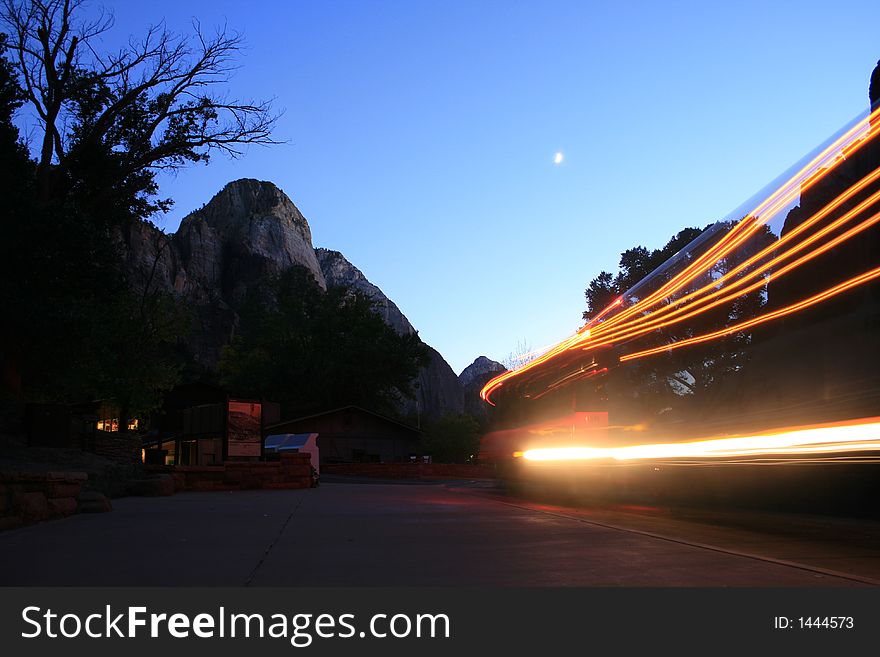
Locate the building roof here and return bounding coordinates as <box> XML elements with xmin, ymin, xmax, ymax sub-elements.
<box><xmin>264</xmin><ymin>433</ymin><xmax>318</xmax><ymax>451</ymax></box>
<box><xmin>266</xmin><ymin>405</ymin><xmax>421</xmax><ymax>435</ymax></box>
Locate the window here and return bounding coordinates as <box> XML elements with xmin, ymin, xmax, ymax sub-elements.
<box><xmin>96</xmin><ymin>418</ymin><xmax>119</xmax><ymax>432</ymax></box>
<box><xmin>96</xmin><ymin>417</ymin><xmax>138</xmax><ymax>432</ymax></box>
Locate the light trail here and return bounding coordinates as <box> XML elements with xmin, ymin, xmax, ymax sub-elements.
<box><xmin>586</xmin><ymin>167</ymin><xmax>880</xmax><ymax>345</ymax></box>
<box><xmin>579</xmin><ymin>297</ymin><xmax>623</xmax><ymax>330</ymax></box>
<box><xmin>480</xmin><ymin>331</ymin><xmax>588</xmax><ymax>404</ymax></box>
<box><xmin>619</xmin><ymin>264</ymin><xmax>880</xmax><ymax>361</ymax></box>
<box><xmin>585</xmin><ymin>107</ymin><xmax>880</xmax><ymax>336</ymax></box>
<box><xmin>579</xmin><ymin>205</ymin><xmax>880</xmax><ymax>355</ymax></box>
<box><xmin>481</xmin><ymin>106</ymin><xmax>880</xmax><ymax>405</ymax></box>
<box><xmin>521</xmin><ymin>418</ymin><xmax>880</xmax><ymax>462</ymax></box>
<box><xmin>506</xmin><ymin>342</ymin><xmax>560</xmax><ymax>369</ymax></box>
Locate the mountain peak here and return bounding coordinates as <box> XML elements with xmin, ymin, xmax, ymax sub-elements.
<box><xmin>173</xmin><ymin>178</ymin><xmax>326</xmax><ymax>304</ymax></box>
<box><xmin>315</xmin><ymin>248</ymin><xmax>414</xmax><ymax>336</ymax></box>
<box><xmin>188</xmin><ymin>178</ymin><xmax>309</xmax><ymax>235</ymax></box>
<box><xmin>459</xmin><ymin>356</ymin><xmax>506</xmax><ymax>387</ymax></box>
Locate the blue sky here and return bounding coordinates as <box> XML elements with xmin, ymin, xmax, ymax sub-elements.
<box><xmin>100</xmin><ymin>0</ymin><xmax>880</xmax><ymax>374</ymax></box>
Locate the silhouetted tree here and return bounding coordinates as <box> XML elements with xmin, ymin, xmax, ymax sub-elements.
<box><xmin>501</xmin><ymin>338</ymin><xmax>533</xmax><ymax>371</ymax></box>
<box><xmin>583</xmin><ymin>271</ymin><xmax>617</xmax><ymax>321</ymax></box>
<box><xmin>220</xmin><ymin>267</ymin><xmax>431</xmax><ymax>418</ymax></box>
<box><xmin>871</xmin><ymin>59</ymin><xmax>880</xmax><ymax>111</ymax></box>
<box><xmin>583</xmin><ymin>227</ymin><xmax>705</xmax><ymax>321</ymax></box>
<box><xmin>1</xmin><ymin>0</ymin><xmax>279</xmax><ymax>219</ymax></box>
<box><xmin>0</xmin><ymin>3</ymin><xmax>278</xmax><ymax>430</ymax></box>
<box><xmin>420</xmin><ymin>413</ymin><xmax>481</xmax><ymax>463</ymax></box>
<box><xmin>581</xmin><ymin>223</ymin><xmax>776</xmax><ymax>423</ymax></box>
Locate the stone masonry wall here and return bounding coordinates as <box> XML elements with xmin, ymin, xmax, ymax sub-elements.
<box><xmin>145</xmin><ymin>452</ymin><xmax>313</xmax><ymax>493</ymax></box>
<box><xmin>0</xmin><ymin>471</ymin><xmax>87</xmax><ymax>531</ymax></box>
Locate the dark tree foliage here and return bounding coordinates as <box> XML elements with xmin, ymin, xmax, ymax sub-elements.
<box><xmin>0</xmin><ymin>56</ymin><xmax>184</xmax><ymax>424</ymax></box>
<box><xmin>220</xmin><ymin>267</ymin><xmax>431</xmax><ymax>419</ymax></box>
<box><xmin>0</xmin><ymin>2</ymin><xmax>277</xmax><ymax>428</ymax></box>
<box><xmin>581</xmin><ymin>223</ymin><xmax>776</xmax><ymax>426</ymax></box>
<box><xmin>583</xmin><ymin>270</ymin><xmax>616</xmax><ymax>322</ymax></box>
<box><xmin>871</xmin><ymin>59</ymin><xmax>880</xmax><ymax>110</ymax></box>
<box><xmin>0</xmin><ymin>32</ymin><xmax>24</xmax><ymax>156</ymax></box>
<box><xmin>0</xmin><ymin>132</ymin><xmax>187</xmax><ymax>421</ymax></box>
<box><xmin>1</xmin><ymin>0</ymin><xmax>279</xmax><ymax>220</ymax></box>
<box><xmin>420</xmin><ymin>413</ymin><xmax>481</xmax><ymax>464</ymax></box>
<box><xmin>583</xmin><ymin>227</ymin><xmax>705</xmax><ymax>320</ymax></box>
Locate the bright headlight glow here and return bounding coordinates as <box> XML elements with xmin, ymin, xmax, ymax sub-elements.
<box><xmin>520</xmin><ymin>418</ymin><xmax>880</xmax><ymax>462</ymax></box>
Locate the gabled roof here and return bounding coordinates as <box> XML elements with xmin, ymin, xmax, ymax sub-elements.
<box><xmin>266</xmin><ymin>405</ymin><xmax>421</xmax><ymax>434</ymax></box>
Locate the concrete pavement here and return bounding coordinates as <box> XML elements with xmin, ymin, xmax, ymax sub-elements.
<box><xmin>0</xmin><ymin>481</ymin><xmax>877</xmax><ymax>586</ymax></box>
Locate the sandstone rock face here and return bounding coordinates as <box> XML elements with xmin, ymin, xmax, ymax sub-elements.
<box><xmin>314</xmin><ymin>248</ymin><xmax>464</xmax><ymax>420</ymax></box>
<box><xmin>128</xmin><ymin>475</ymin><xmax>175</xmax><ymax>497</ymax></box>
<box><xmin>122</xmin><ymin>179</ymin><xmax>327</xmax><ymax>367</ymax></box>
<box><xmin>118</xmin><ymin>220</ymin><xmax>182</xmax><ymax>296</ymax></box>
<box><xmin>176</xmin><ymin>179</ymin><xmax>326</xmax><ymax>305</ymax></box>
<box><xmin>404</xmin><ymin>344</ymin><xmax>465</xmax><ymax>422</ymax></box>
<box><xmin>459</xmin><ymin>356</ymin><xmax>506</xmax><ymax>389</ymax></box>
<box><xmin>121</xmin><ymin>178</ymin><xmax>472</xmax><ymax>420</ymax></box>
<box><xmin>124</xmin><ymin>179</ymin><xmax>326</xmax><ymax>303</ymax></box>
<box><xmin>459</xmin><ymin>356</ymin><xmax>506</xmax><ymax>419</ymax></box>
<box><xmin>316</xmin><ymin>248</ymin><xmax>414</xmax><ymax>336</ymax></box>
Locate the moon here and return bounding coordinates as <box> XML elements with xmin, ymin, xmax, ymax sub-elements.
<box><xmin>553</xmin><ymin>152</ymin><xmax>564</xmax><ymax>165</ymax></box>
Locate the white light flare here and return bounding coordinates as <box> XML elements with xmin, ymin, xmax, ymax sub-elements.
<box><xmin>553</xmin><ymin>151</ymin><xmax>564</xmax><ymax>165</ymax></box>
<box><xmin>520</xmin><ymin>419</ymin><xmax>880</xmax><ymax>462</ymax></box>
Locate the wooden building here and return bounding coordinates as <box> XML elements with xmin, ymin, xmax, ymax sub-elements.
<box><xmin>144</xmin><ymin>383</ymin><xmax>281</xmax><ymax>465</ymax></box>
<box><xmin>265</xmin><ymin>406</ymin><xmax>420</xmax><ymax>465</ymax></box>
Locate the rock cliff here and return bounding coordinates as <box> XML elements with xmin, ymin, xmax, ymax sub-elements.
<box><xmin>459</xmin><ymin>356</ymin><xmax>506</xmax><ymax>419</ymax></box>
<box><xmin>122</xmin><ymin>179</ymin><xmax>326</xmax><ymax>367</ymax></box>
<box><xmin>176</xmin><ymin>178</ymin><xmax>326</xmax><ymax>303</ymax></box>
<box><xmin>314</xmin><ymin>248</ymin><xmax>464</xmax><ymax>420</ymax></box>
<box><xmin>122</xmin><ymin>178</ymin><xmax>469</xmax><ymax>419</ymax></box>
<box><xmin>459</xmin><ymin>356</ymin><xmax>506</xmax><ymax>389</ymax></box>
<box><xmin>315</xmin><ymin>248</ymin><xmax>414</xmax><ymax>336</ymax></box>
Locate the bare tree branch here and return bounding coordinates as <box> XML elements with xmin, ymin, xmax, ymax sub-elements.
<box><xmin>1</xmin><ymin>0</ymin><xmax>281</xmax><ymax>212</ymax></box>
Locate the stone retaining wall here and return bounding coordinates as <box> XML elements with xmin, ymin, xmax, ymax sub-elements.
<box><xmin>0</xmin><ymin>454</ymin><xmax>313</xmax><ymax>530</ymax></box>
<box><xmin>145</xmin><ymin>453</ymin><xmax>313</xmax><ymax>493</ymax></box>
<box><xmin>93</xmin><ymin>433</ymin><xmax>142</xmax><ymax>463</ymax></box>
<box><xmin>0</xmin><ymin>471</ymin><xmax>88</xmax><ymax>531</ymax></box>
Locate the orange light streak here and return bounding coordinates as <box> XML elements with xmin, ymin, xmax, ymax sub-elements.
<box><xmin>587</xmin><ymin>166</ymin><xmax>880</xmax><ymax>343</ymax></box>
<box><xmin>579</xmin><ymin>297</ymin><xmax>623</xmax><ymax>331</ymax></box>
<box><xmin>484</xmin><ymin>197</ymin><xmax>880</xmax><ymax>402</ymax></box>
<box><xmin>583</xmin><ymin>201</ymin><xmax>880</xmax><ymax>350</ymax></box>
<box><xmin>481</xmin><ymin>107</ymin><xmax>880</xmax><ymax>405</ymax></box>
<box><xmin>619</xmin><ymin>265</ymin><xmax>880</xmax><ymax>361</ymax></box>
<box><xmin>532</xmin><ymin>366</ymin><xmax>608</xmax><ymax>400</ymax></box>
<box><xmin>590</xmin><ymin>109</ymin><xmax>880</xmax><ymax>336</ymax></box>
<box><xmin>480</xmin><ymin>331</ymin><xmax>586</xmax><ymax>401</ymax></box>
<box><xmin>521</xmin><ymin>417</ymin><xmax>880</xmax><ymax>462</ymax></box>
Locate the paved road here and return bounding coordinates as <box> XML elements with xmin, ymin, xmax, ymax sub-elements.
<box><xmin>0</xmin><ymin>482</ymin><xmax>876</xmax><ymax>586</ymax></box>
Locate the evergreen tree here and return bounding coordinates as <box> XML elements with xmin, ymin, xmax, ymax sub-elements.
<box><xmin>221</xmin><ymin>267</ymin><xmax>430</xmax><ymax>418</ymax></box>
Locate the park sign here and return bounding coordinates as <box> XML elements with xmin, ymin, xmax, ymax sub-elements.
<box><xmin>227</xmin><ymin>401</ymin><xmax>263</xmax><ymax>458</ymax></box>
